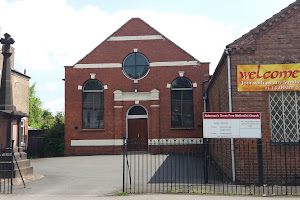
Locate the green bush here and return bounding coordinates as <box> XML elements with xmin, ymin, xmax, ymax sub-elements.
<box><xmin>44</xmin><ymin>112</ymin><xmax>65</xmax><ymax>157</ymax></box>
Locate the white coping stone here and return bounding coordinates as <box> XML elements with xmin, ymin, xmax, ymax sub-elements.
<box><xmin>78</xmin><ymin>85</ymin><xmax>82</xmax><ymax>90</ymax></box>
<box><xmin>193</xmin><ymin>83</ymin><xmax>197</xmax><ymax>88</ymax></box>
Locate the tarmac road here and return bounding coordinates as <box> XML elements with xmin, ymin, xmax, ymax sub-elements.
<box><xmin>1</xmin><ymin>155</ymin><xmax>299</xmax><ymax>200</ymax></box>
<box><xmin>11</xmin><ymin>155</ymin><xmax>124</xmax><ymax>196</ymax></box>
<box><xmin>1</xmin><ymin>194</ymin><xmax>300</xmax><ymax>200</ymax></box>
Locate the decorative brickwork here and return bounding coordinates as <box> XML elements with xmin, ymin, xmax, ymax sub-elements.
<box><xmin>65</xmin><ymin>18</ymin><xmax>209</xmax><ymax>155</ymax></box>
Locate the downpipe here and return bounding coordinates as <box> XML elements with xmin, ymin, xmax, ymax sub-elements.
<box><xmin>225</xmin><ymin>48</ymin><xmax>236</xmax><ymax>183</ymax></box>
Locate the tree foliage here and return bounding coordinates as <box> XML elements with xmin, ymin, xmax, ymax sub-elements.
<box><xmin>29</xmin><ymin>84</ymin><xmax>57</xmax><ymax>129</ymax></box>
<box><xmin>44</xmin><ymin>112</ymin><xmax>65</xmax><ymax>157</ymax></box>
<box><xmin>29</xmin><ymin>84</ymin><xmax>44</xmax><ymax>129</ymax></box>
<box><xmin>29</xmin><ymin>83</ymin><xmax>65</xmax><ymax>157</ymax></box>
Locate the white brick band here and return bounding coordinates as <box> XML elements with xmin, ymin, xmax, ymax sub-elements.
<box><xmin>107</xmin><ymin>35</ymin><xmax>164</xmax><ymax>41</ymax></box>
<box><xmin>71</xmin><ymin>139</ymin><xmax>123</xmax><ymax>146</ymax></box>
<box><xmin>148</xmin><ymin>138</ymin><xmax>203</xmax><ymax>145</ymax></box>
<box><xmin>74</xmin><ymin>61</ymin><xmax>199</xmax><ymax>69</ymax></box>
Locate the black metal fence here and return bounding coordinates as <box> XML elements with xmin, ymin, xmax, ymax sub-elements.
<box><xmin>123</xmin><ymin>139</ymin><xmax>300</xmax><ymax>196</ymax></box>
<box><xmin>27</xmin><ymin>136</ymin><xmax>45</xmax><ymax>158</ymax></box>
<box><xmin>0</xmin><ymin>142</ymin><xmax>14</xmax><ymax>194</ymax></box>
<box><xmin>27</xmin><ymin>129</ymin><xmax>47</xmax><ymax>158</ymax></box>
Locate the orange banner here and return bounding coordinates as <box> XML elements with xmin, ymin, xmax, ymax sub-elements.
<box><xmin>237</xmin><ymin>63</ymin><xmax>300</xmax><ymax>91</ymax></box>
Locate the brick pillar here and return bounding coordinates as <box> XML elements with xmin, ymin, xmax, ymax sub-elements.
<box><xmin>114</xmin><ymin>90</ymin><xmax>124</xmax><ymax>140</ymax></box>
<box><xmin>150</xmin><ymin>101</ymin><xmax>160</xmax><ymax>139</ymax></box>
<box><xmin>150</xmin><ymin>89</ymin><xmax>160</xmax><ymax>139</ymax></box>
<box><xmin>114</xmin><ymin>103</ymin><xmax>123</xmax><ymax>140</ymax></box>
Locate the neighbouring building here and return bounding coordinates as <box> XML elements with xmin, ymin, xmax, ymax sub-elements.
<box><xmin>0</xmin><ymin>45</ymin><xmax>30</xmax><ymax>150</ymax></box>
<box><xmin>0</xmin><ymin>33</ymin><xmax>32</xmax><ymax>178</ymax></box>
<box><xmin>206</xmin><ymin>0</ymin><xmax>300</xmax><ymax>184</ymax></box>
<box><xmin>64</xmin><ymin>18</ymin><xmax>209</xmax><ymax>155</ymax></box>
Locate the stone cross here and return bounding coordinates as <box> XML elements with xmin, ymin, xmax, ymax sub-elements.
<box><xmin>0</xmin><ymin>33</ymin><xmax>15</xmax><ymax>54</ymax></box>
<box><xmin>0</xmin><ymin>33</ymin><xmax>16</xmax><ymax>111</ymax></box>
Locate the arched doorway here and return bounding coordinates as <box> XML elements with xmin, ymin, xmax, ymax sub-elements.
<box><xmin>127</xmin><ymin>105</ymin><xmax>148</xmax><ymax>151</ymax></box>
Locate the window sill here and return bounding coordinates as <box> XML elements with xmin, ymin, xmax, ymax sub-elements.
<box><xmin>170</xmin><ymin>127</ymin><xmax>196</xmax><ymax>130</ymax></box>
<box><xmin>80</xmin><ymin>129</ymin><xmax>105</xmax><ymax>133</ymax></box>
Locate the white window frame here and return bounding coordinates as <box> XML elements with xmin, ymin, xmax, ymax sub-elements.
<box><xmin>269</xmin><ymin>91</ymin><xmax>300</xmax><ymax>143</ymax></box>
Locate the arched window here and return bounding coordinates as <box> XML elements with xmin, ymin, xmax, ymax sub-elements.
<box><xmin>171</xmin><ymin>77</ymin><xmax>194</xmax><ymax>127</ymax></box>
<box><xmin>122</xmin><ymin>52</ymin><xmax>150</xmax><ymax>80</ymax></box>
<box><xmin>82</xmin><ymin>80</ymin><xmax>104</xmax><ymax>129</ymax></box>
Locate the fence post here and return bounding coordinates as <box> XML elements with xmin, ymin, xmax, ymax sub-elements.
<box><xmin>122</xmin><ymin>136</ymin><xmax>126</xmax><ymax>193</ymax></box>
<box><xmin>257</xmin><ymin>139</ymin><xmax>263</xmax><ymax>186</ymax></box>
<box><xmin>204</xmin><ymin>139</ymin><xmax>209</xmax><ymax>183</ymax></box>
<box><xmin>11</xmin><ymin>140</ymin><xmax>14</xmax><ymax>194</ymax></box>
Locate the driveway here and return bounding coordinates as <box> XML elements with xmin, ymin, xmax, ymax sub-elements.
<box><xmin>12</xmin><ymin>155</ymin><xmax>123</xmax><ymax>196</ymax></box>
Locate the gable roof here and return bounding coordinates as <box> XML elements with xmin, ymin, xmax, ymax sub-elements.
<box><xmin>110</xmin><ymin>18</ymin><xmax>161</xmax><ymax>37</ymax></box>
<box><xmin>73</xmin><ymin>18</ymin><xmax>205</xmax><ymax>66</ymax></box>
<box><xmin>207</xmin><ymin>0</ymin><xmax>300</xmax><ymax>92</ymax></box>
<box><xmin>228</xmin><ymin>0</ymin><xmax>300</xmax><ymax>50</ymax></box>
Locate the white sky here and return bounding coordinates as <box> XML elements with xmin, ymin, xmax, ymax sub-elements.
<box><xmin>0</xmin><ymin>0</ymin><xmax>296</xmax><ymax>114</ymax></box>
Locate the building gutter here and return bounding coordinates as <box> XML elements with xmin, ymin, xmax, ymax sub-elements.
<box><xmin>225</xmin><ymin>48</ymin><xmax>236</xmax><ymax>183</ymax></box>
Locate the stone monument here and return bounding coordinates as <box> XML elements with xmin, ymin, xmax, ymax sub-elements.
<box><xmin>0</xmin><ymin>33</ymin><xmax>33</xmax><ymax>178</ymax></box>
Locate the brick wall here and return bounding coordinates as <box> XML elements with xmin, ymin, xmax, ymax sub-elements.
<box><xmin>207</xmin><ymin>7</ymin><xmax>300</xmax><ymax>183</ymax></box>
<box><xmin>12</xmin><ymin>72</ymin><xmax>30</xmax><ymax>115</ymax></box>
<box><xmin>65</xmin><ymin>18</ymin><xmax>210</xmax><ymax>155</ymax></box>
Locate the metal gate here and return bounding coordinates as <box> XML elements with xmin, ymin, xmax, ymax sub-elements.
<box><xmin>122</xmin><ymin>138</ymin><xmax>300</xmax><ymax>196</ymax></box>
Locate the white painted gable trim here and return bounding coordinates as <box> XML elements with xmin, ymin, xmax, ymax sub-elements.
<box><xmin>150</xmin><ymin>61</ymin><xmax>198</xmax><ymax>67</ymax></box>
<box><xmin>107</xmin><ymin>35</ymin><xmax>163</xmax><ymax>41</ymax></box>
<box><xmin>74</xmin><ymin>63</ymin><xmax>122</xmax><ymax>68</ymax></box>
<box><xmin>74</xmin><ymin>61</ymin><xmax>199</xmax><ymax>69</ymax></box>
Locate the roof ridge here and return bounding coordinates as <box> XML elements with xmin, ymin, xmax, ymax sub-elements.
<box><xmin>74</xmin><ymin>18</ymin><xmax>203</xmax><ymax>66</ymax></box>
<box><xmin>228</xmin><ymin>0</ymin><xmax>300</xmax><ymax>48</ymax></box>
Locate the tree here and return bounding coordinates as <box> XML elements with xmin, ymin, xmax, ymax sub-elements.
<box><xmin>29</xmin><ymin>84</ymin><xmax>44</xmax><ymax>129</ymax></box>
<box><xmin>28</xmin><ymin>84</ymin><xmax>65</xmax><ymax>157</ymax></box>
<box><xmin>41</xmin><ymin>109</ymin><xmax>55</xmax><ymax>129</ymax></box>
<box><xmin>44</xmin><ymin>112</ymin><xmax>65</xmax><ymax>157</ymax></box>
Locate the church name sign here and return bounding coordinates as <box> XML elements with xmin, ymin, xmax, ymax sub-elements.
<box><xmin>237</xmin><ymin>63</ymin><xmax>300</xmax><ymax>91</ymax></box>
<box><xmin>203</xmin><ymin>112</ymin><xmax>261</xmax><ymax>138</ymax></box>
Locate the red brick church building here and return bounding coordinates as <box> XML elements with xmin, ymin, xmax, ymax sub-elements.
<box><xmin>64</xmin><ymin>18</ymin><xmax>209</xmax><ymax>155</ymax></box>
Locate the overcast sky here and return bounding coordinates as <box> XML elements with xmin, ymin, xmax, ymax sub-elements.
<box><xmin>0</xmin><ymin>0</ymin><xmax>295</xmax><ymax>114</ymax></box>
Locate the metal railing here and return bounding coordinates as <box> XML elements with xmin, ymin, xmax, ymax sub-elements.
<box><xmin>123</xmin><ymin>138</ymin><xmax>300</xmax><ymax>196</ymax></box>
<box><xmin>0</xmin><ymin>141</ymin><xmax>13</xmax><ymax>194</ymax></box>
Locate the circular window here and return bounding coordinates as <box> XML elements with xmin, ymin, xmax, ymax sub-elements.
<box><xmin>122</xmin><ymin>53</ymin><xmax>150</xmax><ymax>80</ymax></box>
